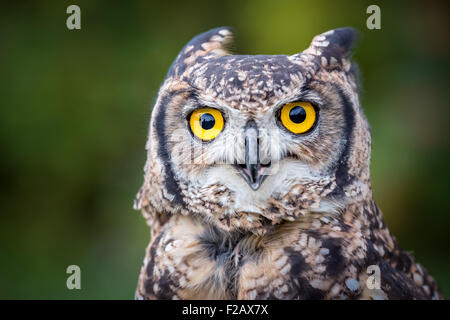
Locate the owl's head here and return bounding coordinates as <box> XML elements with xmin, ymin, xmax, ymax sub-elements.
<box><xmin>136</xmin><ymin>27</ymin><xmax>372</xmax><ymax>234</ymax></box>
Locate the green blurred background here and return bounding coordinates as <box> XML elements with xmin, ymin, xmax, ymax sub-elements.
<box><xmin>0</xmin><ymin>0</ymin><xmax>449</xmax><ymax>299</ymax></box>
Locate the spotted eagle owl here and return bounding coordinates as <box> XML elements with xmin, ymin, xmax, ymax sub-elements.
<box><xmin>134</xmin><ymin>27</ymin><xmax>443</xmax><ymax>300</ymax></box>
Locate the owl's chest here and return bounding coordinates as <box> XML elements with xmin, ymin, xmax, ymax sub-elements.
<box><xmin>140</xmin><ymin>215</ymin><xmax>362</xmax><ymax>300</ymax></box>
<box><xmin>143</xmin><ymin>224</ymin><xmax>258</xmax><ymax>299</ymax></box>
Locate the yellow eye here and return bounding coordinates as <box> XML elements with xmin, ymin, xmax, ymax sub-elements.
<box><xmin>189</xmin><ymin>108</ymin><xmax>224</xmax><ymax>141</ymax></box>
<box><xmin>279</xmin><ymin>101</ymin><xmax>316</xmax><ymax>134</ymax></box>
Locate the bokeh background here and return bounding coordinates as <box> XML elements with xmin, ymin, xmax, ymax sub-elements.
<box><xmin>1</xmin><ymin>0</ymin><xmax>449</xmax><ymax>299</ymax></box>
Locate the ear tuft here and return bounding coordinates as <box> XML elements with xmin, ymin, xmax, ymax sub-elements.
<box><xmin>168</xmin><ymin>27</ymin><xmax>234</xmax><ymax>78</ymax></box>
<box><xmin>304</xmin><ymin>27</ymin><xmax>358</xmax><ymax>68</ymax></box>
<box><xmin>324</xmin><ymin>28</ymin><xmax>357</xmax><ymax>57</ymax></box>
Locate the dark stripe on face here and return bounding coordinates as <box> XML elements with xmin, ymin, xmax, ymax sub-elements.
<box><xmin>329</xmin><ymin>84</ymin><xmax>356</xmax><ymax>195</ymax></box>
<box><xmin>154</xmin><ymin>90</ymin><xmax>189</xmax><ymax>207</ymax></box>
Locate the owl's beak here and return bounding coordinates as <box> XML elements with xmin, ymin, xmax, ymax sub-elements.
<box><xmin>234</xmin><ymin>122</ymin><xmax>269</xmax><ymax>191</ymax></box>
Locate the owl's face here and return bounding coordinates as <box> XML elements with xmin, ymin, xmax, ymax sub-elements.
<box><xmin>139</xmin><ymin>28</ymin><xmax>372</xmax><ymax>234</ymax></box>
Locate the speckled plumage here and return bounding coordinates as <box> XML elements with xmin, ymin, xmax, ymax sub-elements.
<box><xmin>134</xmin><ymin>27</ymin><xmax>443</xmax><ymax>300</ymax></box>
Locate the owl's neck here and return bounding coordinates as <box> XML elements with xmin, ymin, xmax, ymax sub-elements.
<box><xmin>209</xmin><ymin>194</ymin><xmax>397</xmax><ymax>257</ymax></box>
<box><xmin>137</xmin><ymin>194</ymin><xmax>400</xmax><ymax>300</ymax></box>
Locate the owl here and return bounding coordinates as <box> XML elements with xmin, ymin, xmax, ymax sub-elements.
<box><xmin>134</xmin><ymin>27</ymin><xmax>443</xmax><ymax>300</ymax></box>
